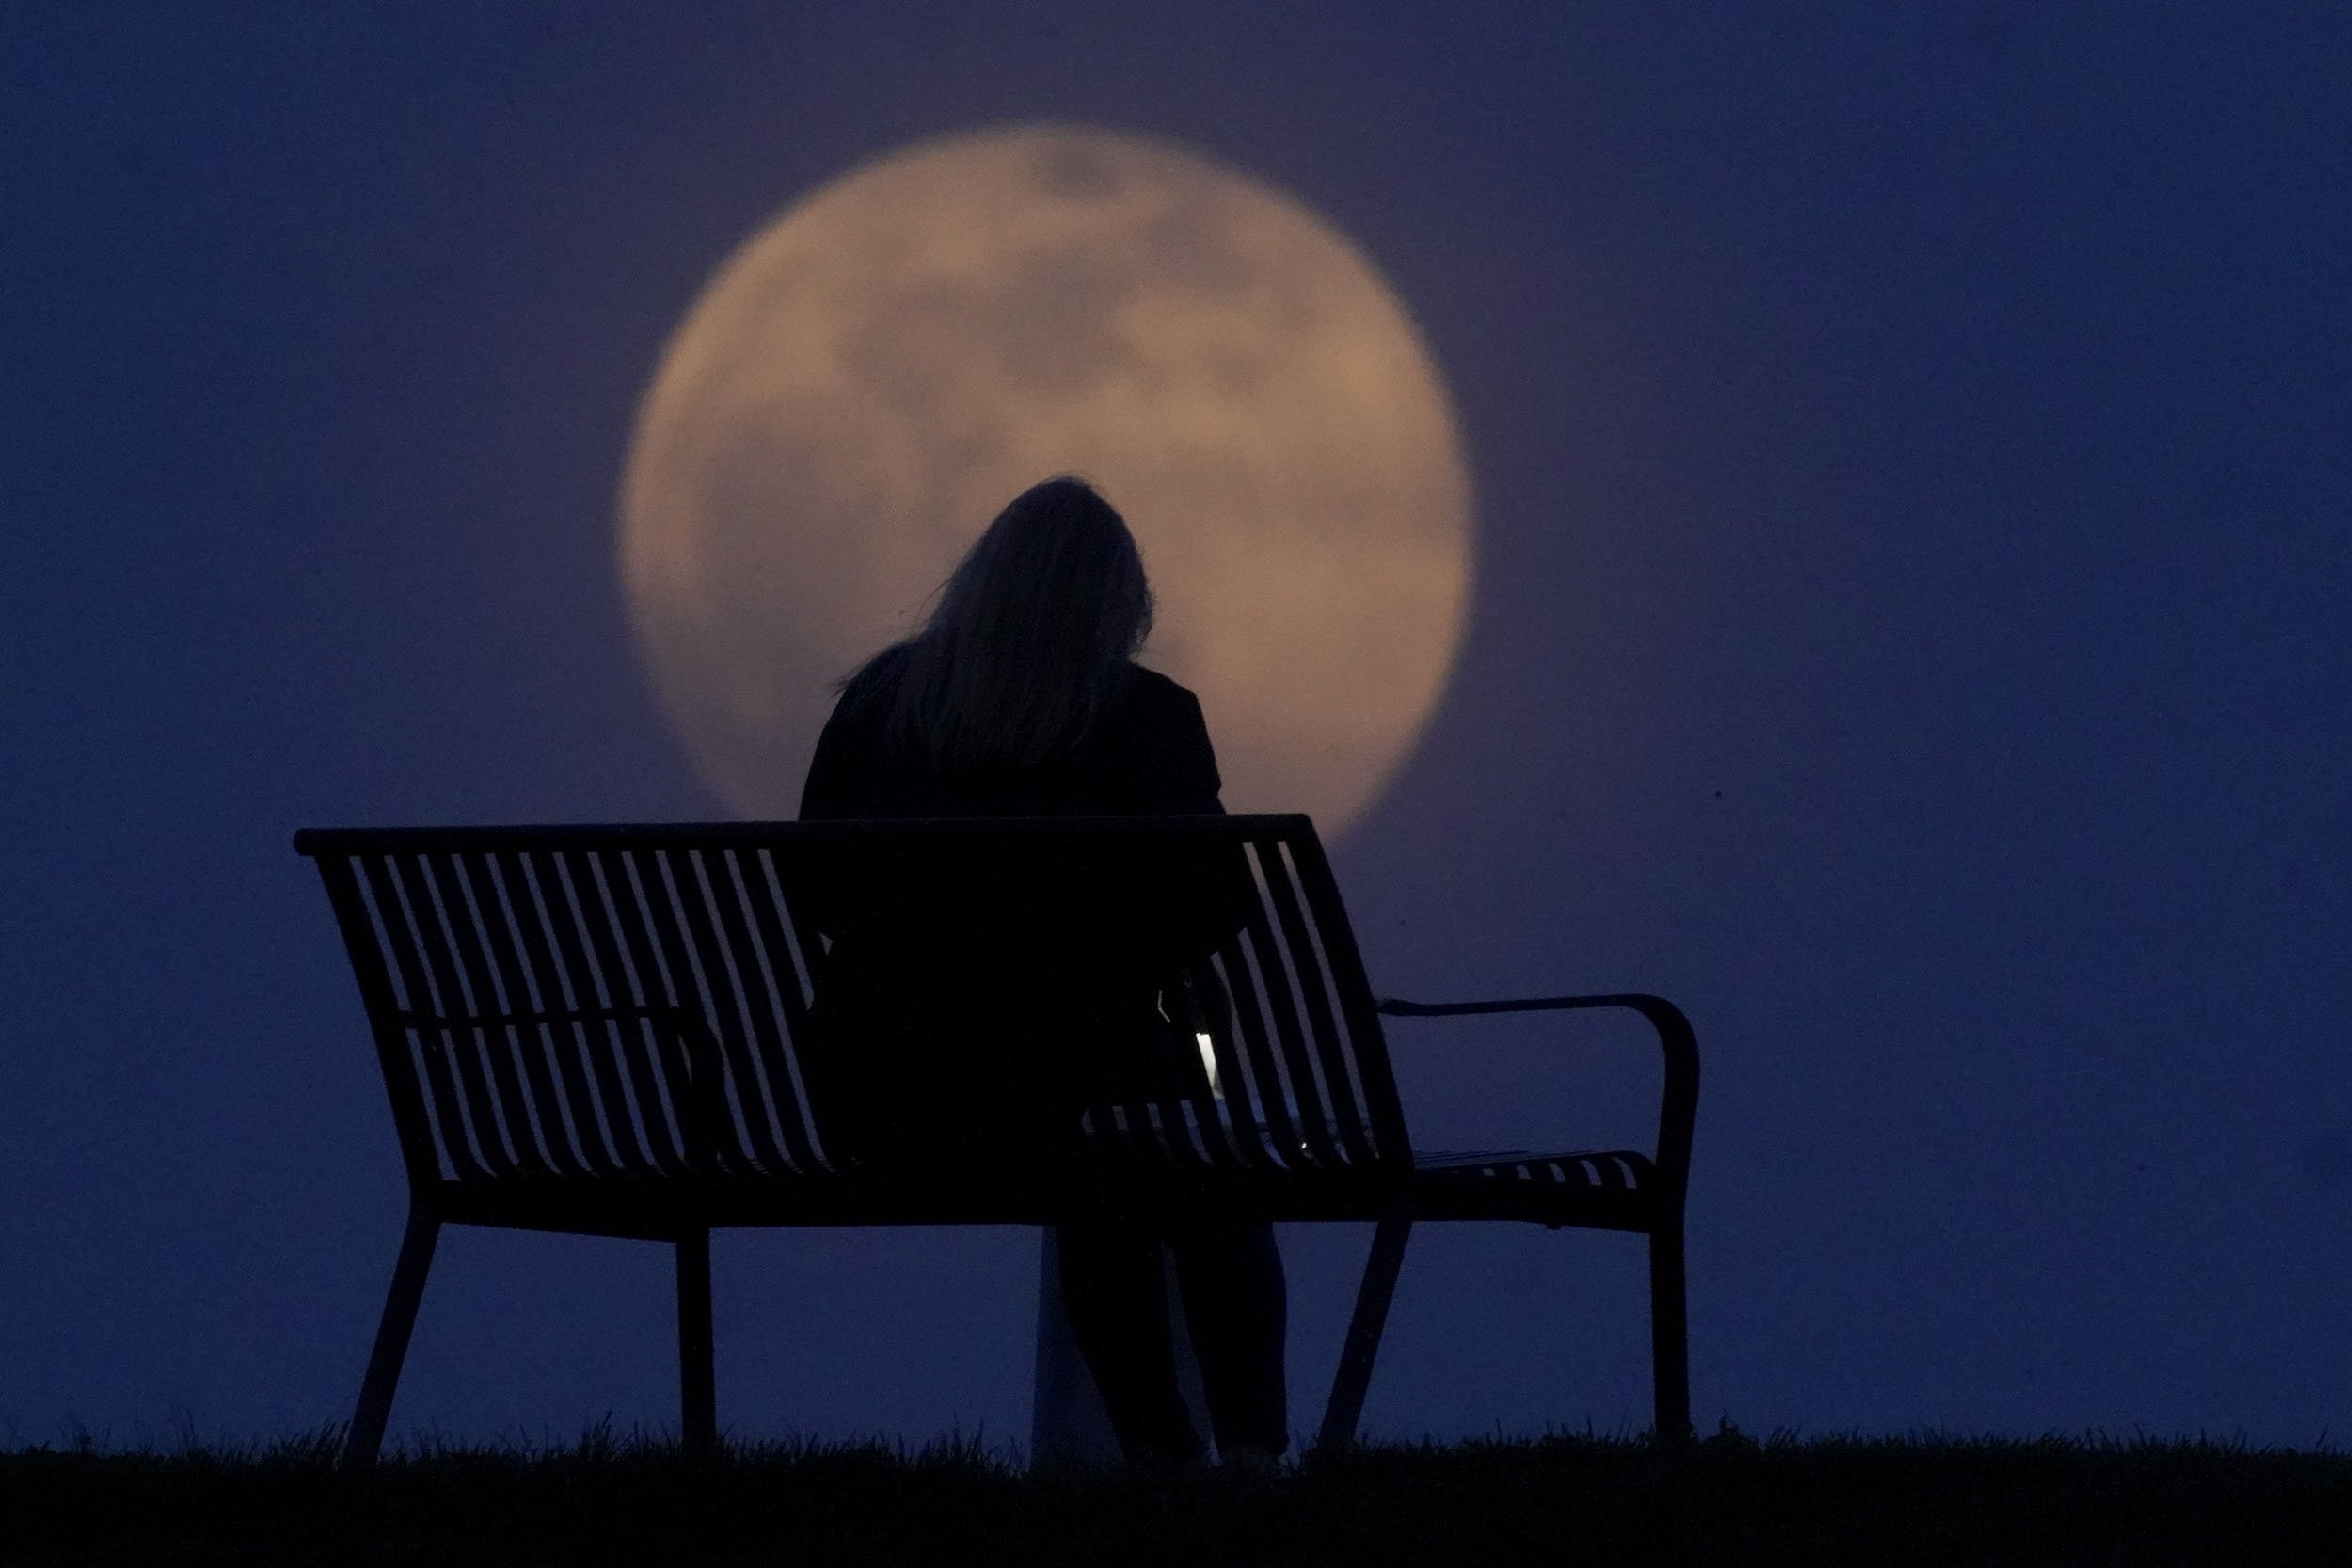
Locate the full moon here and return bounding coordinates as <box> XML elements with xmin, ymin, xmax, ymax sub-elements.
<box><xmin>620</xmin><ymin>124</ymin><xmax>1472</xmax><ymax>835</ymax></box>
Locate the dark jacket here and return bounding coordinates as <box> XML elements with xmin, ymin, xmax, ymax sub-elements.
<box><xmin>795</xmin><ymin>656</ymin><xmax>1232</xmax><ymax>1174</ymax></box>
<box><xmin>799</xmin><ymin>652</ymin><xmax>1224</xmax><ymax>821</ymax></box>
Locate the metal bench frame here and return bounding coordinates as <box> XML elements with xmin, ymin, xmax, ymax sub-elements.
<box><xmin>296</xmin><ymin>816</ymin><xmax>1697</xmax><ymax>1466</ymax></box>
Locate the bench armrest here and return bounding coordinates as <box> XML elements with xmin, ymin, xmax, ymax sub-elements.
<box><xmin>1375</xmin><ymin>993</ymin><xmax>1698</xmax><ymax>1199</ymax></box>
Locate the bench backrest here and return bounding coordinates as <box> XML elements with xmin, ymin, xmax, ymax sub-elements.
<box><xmin>295</xmin><ymin>816</ymin><xmax>1409</xmax><ymax>1196</ymax></box>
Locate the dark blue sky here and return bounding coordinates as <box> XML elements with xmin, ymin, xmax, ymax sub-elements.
<box><xmin>5</xmin><ymin>3</ymin><xmax>2346</xmax><ymax>1452</ymax></box>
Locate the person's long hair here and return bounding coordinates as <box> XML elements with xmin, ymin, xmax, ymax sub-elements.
<box><xmin>843</xmin><ymin>476</ymin><xmax>1154</xmax><ymax>774</ymax></box>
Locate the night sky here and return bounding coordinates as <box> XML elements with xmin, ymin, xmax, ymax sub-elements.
<box><xmin>5</xmin><ymin>4</ymin><xmax>2346</xmax><ymax>1454</ymax></box>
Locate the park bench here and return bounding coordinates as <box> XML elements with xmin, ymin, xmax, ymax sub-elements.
<box><xmin>295</xmin><ymin>815</ymin><xmax>1698</xmax><ymax>1467</ymax></box>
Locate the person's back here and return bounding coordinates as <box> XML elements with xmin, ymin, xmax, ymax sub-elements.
<box><xmin>795</xmin><ymin>475</ymin><xmax>1288</xmax><ymax>1467</ymax></box>
<box><xmin>803</xmin><ymin>646</ymin><xmax>1221</xmax><ymax>820</ymax></box>
<box><xmin>798</xmin><ymin>601</ymin><xmax>1231</xmax><ymax>1173</ymax></box>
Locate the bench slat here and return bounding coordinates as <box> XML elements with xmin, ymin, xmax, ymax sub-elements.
<box><xmin>579</xmin><ymin>847</ymin><xmax>711</xmax><ymax>1179</ymax></box>
<box><xmin>452</xmin><ymin>851</ymin><xmax>593</xmax><ymax>1180</ymax></box>
<box><xmin>392</xmin><ymin>852</ymin><xmax>514</xmax><ymax>1178</ymax></box>
<box><xmin>489</xmin><ymin>848</ymin><xmax>628</xmax><ymax>1180</ymax></box>
<box><xmin>694</xmin><ymin>847</ymin><xmax>804</xmax><ymax>1173</ymax></box>
<box><xmin>427</xmin><ymin>848</ymin><xmax>563</xmax><ymax>1180</ymax></box>
<box><xmin>366</xmin><ymin>853</ymin><xmax>494</xmax><ymax>1182</ymax></box>
<box><xmin>1203</xmin><ymin>931</ymin><xmax>1293</xmax><ymax>1171</ymax></box>
<box><xmin>1259</xmin><ymin>838</ymin><xmax>1375</xmax><ymax>1167</ymax></box>
<box><xmin>533</xmin><ymin>848</ymin><xmax>674</xmax><ymax>1180</ymax></box>
<box><xmin>733</xmin><ymin>845</ymin><xmax>832</xmax><ymax>1174</ymax></box>
<box><xmin>1235</xmin><ymin>855</ymin><xmax>1343</xmax><ymax>1171</ymax></box>
<box><xmin>670</xmin><ymin>846</ymin><xmax>795</xmax><ymax>1176</ymax></box>
<box><xmin>1282</xmin><ymin>827</ymin><xmax>1412</xmax><ymax>1161</ymax></box>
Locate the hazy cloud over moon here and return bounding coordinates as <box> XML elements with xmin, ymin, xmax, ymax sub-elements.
<box><xmin>620</xmin><ymin>123</ymin><xmax>1473</xmax><ymax>833</ymax></box>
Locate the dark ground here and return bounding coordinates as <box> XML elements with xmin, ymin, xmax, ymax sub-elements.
<box><xmin>5</xmin><ymin>1424</ymin><xmax>2346</xmax><ymax>1566</ymax></box>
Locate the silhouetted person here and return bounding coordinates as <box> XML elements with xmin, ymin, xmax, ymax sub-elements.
<box><xmin>797</xmin><ymin>475</ymin><xmax>1288</xmax><ymax>1468</ymax></box>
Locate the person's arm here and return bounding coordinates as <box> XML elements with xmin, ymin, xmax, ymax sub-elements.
<box><xmin>1129</xmin><ymin>681</ymin><xmax>1249</xmax><ymax>1006</ymax></box>
<box><xmin>799</xmin><ymin>703</ymin><xmax>861</xmax><ymax>821</ymax></box>
<box><xmin>794</xmin><ymin>698</ymin><xmax>880</xmax><ymax>958</ymax></box>
<box><xmin>1148</xmin><ymin>684</ymin><xmax>1225</xmax><ymax>815</ymax></box>
<box><xmin>803</xmin><ymin>648</ymin><xmax>910</xmax><ymax>821</ymax></box>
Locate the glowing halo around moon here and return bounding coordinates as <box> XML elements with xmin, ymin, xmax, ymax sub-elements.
<box><xmin>619</xmin><ymin>123</ymin><xmax>1473</xmax><ymax>836</ymax></box>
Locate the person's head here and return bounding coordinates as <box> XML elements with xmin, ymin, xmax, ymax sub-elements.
<box><xmin>858</xmin><ymin>475</ymin><xmax>1154</xmax><ymax>772</ymax></box>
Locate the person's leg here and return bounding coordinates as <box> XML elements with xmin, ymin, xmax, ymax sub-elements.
<box><xmin>1053</xmin><ymin>1216</ymin><xmax>1206</xmax><ymax>1465</ymax></box>
<box><xmin>1167</xmin><ymin>1217</ymin><xmax>1289</xmax><ymax>1457</ymax></box>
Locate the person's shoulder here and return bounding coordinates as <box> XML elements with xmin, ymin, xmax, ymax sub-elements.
<box><xmin>802</xmin><ymin>644</ymin><xmax>917</xmax><ymax>819</ymax></box>
<box><xmin>1102</xmin><ymin>662</ymin><xmax>1220</xmax><ymax>807</ymax></box>
<box><xmin>834</xmin><ymin>642</ymin><xmax>914</xmax><ymax>717</ymax></box>
<box><xmin>1118</xmin><ymin>662</ymin><xmax>1202</xmax><ymax>716</ymax></box>
<box><xmin>850</xmin><ymin>640</ymin><xmax>916</xmax><ymax>689</ymax></box>
<box><xmin>1097</xmin><ymin>663</ymin><xmax>1210</xmax><ymax>748</ymax></box>
<box><xmin>814</xmin><ymin>643</ymin><xmax>913</xmax><ymax>758</ymax></box>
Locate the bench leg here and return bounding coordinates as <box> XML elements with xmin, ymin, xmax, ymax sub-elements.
<box><xmin>1314</xmin><ymin>1215</ymin><xmax>1411</xmax><ymax>1451</ymax></box>
<box><xmin>677</xmin><ymin>1227</ymin><xmax>716</xmax><ymax>1453</ymax></box>
<box><xmin>1648</xmin><ymin>1217</ymin><xmax>1692</xmax><ymax>1442</ymax></box>
<box><xmin>343</xmin><ymin>1205</ymin><xmax>440</xmax><ymax>1470</ymax></box>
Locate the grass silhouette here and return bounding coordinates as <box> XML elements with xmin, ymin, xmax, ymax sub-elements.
<box><xmin>5</xmin><ymin>1420</ymin><xmax>2348</xmax><ymax>1565</ymax></box>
